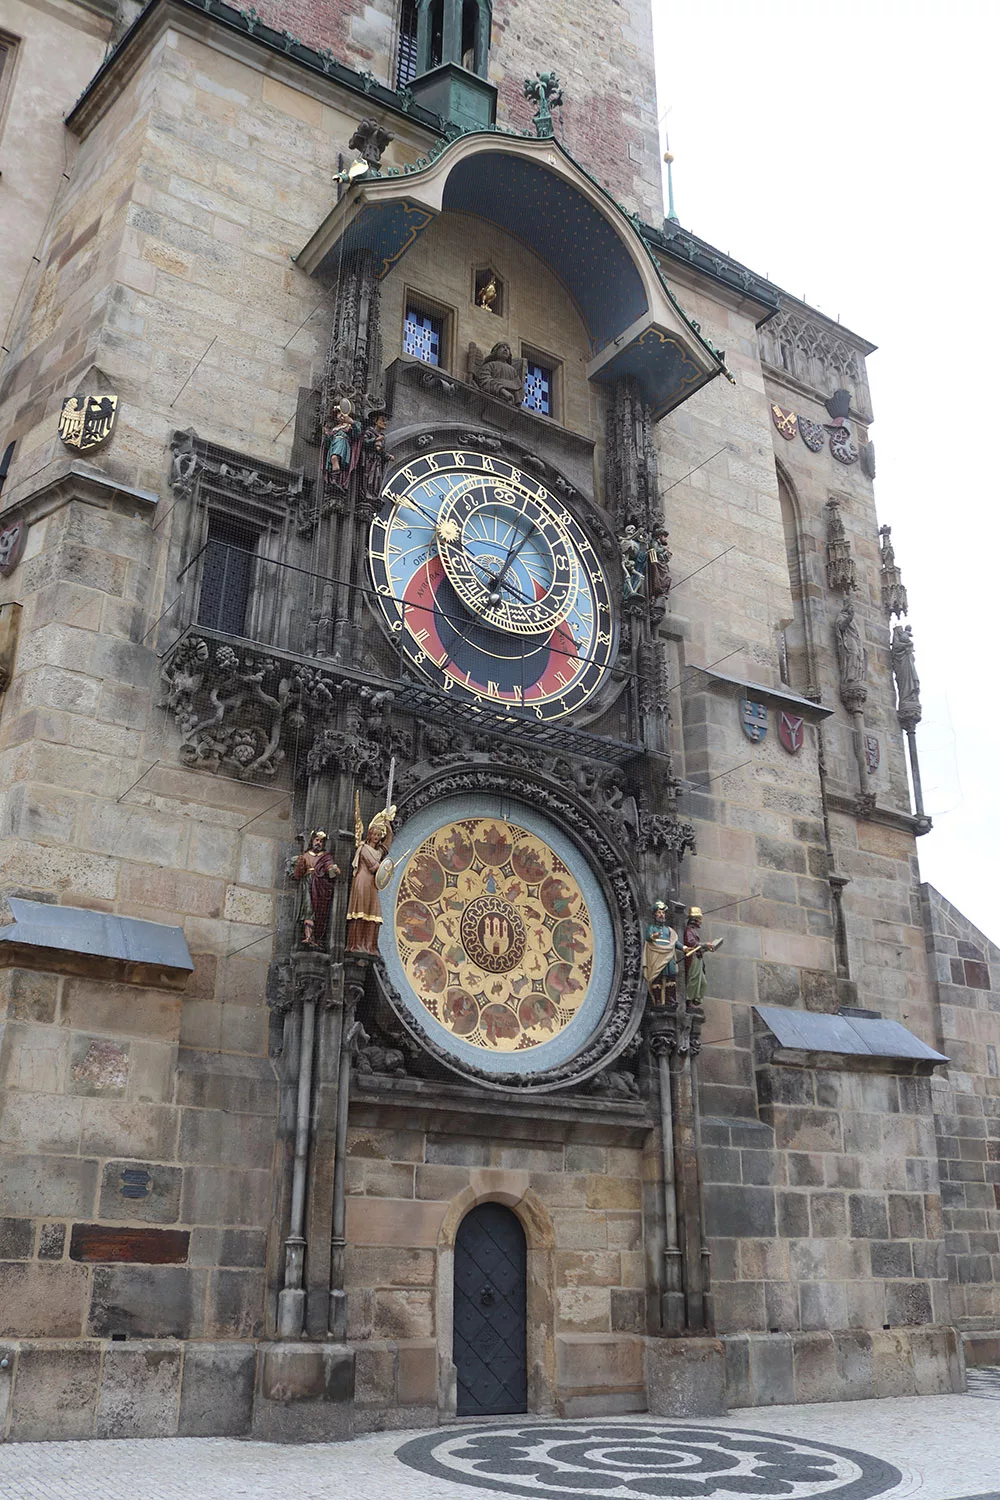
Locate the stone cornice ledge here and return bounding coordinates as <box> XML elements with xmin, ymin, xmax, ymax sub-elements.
<box><xmin>0</xmin><ymin>461</ymin><xmax>158</xmax><ymax>528</ymax></box>
<box><xmin>826</xmin><ymin>792</ymin><xmax>932</xmax><ymax>837</ymax></box>
<box><xmin>692</xmin><ymin>667</ymin><xmax>833</xmax><ymax>721</ymax></box>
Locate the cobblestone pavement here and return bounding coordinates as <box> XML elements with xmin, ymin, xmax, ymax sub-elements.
<box><xmin>0</xmin><ymin>1393</ymin><xmax>998</xmax><ymax>1500</ymax></box>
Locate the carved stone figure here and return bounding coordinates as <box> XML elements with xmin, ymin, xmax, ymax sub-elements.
<box><xmin>891</xmin><ymin>623</ymin><xmax>921</xmax><ymax>724</ymax></box>
<box><xmin>683</xmin><ymin>907</ymin><xmax>722</xmax><ymax>1005</ymax></box>
<box><xmin>644</xmin><ymin>901</ymin><xmax>682</xmax><ymax>1008</ymax></box>
<box><xmin>291</xmin><ymin>831</ymin><xmax>341</xmax><ymax>950</ymax></box>
<box><xmin>647</xmin><ymin>526</ymin><xmax>672</xmax><ymax>602</ymax></box>
<box><xmin>348</xmin><ymin>117</ymin><xmax>393</xmax><ymax>168</ymax></box>
<box><xmin>346</xmin><ymin>803</ymin><xmax>396</xmax><ymax>955</ymax></box>
<box><xmin>358</xmin><ymin>411</ymin><xmax>393</xmax><ymax>503</ymax></box>
<box><xmin>620</xmin><ymin>524</ymin><xmax>647</xmax><ymax>603</ymax></box>
<box><xmin>835</xmin><ymin>596</ymin><xmax>867</xmax><ymax>710</ymax></box>
<box><xmin>324</xmin><ymin>397</ymin><xmax>362</xmax><ymax>488</ymax></box>
<box><xmin>468</xmin><ymin>341</ymin><xmax>526</xmax><ymax>405</ymax></box>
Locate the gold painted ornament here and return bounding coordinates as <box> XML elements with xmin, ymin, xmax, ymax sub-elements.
<box><xmin>58</xmin><ymin>393</ymin><xmax>118</xmax><ymax>452</ymax></box>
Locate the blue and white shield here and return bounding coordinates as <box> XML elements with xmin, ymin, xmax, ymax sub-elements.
<box><xmin>740</xmin><ymin>698</ymin><xmax>767</xmax><ymax>742</ymax></box>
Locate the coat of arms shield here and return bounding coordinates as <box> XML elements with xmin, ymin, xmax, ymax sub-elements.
<box><xmin>770</xmin><ymin>404</ymin><xmax>797</xmax><ymax>440</ymax></box>
<box><xmin>778</xmin><ymin>710</ymin><xmax>804</xmax><ymax>755</ymax></box>
<box><xmin>798</xmin><ymin>417</ymin><xmax>826</xmax><ymax>453</ymax></box>
<box><xmin>58</xmin><ymin>393</ymin><xmax>118</xmax><ymax>452</ymax></box>
<box><xmin>740</xmin><ymin>698</ymin><xmax>767</xmax><ymax>742</ymax></box>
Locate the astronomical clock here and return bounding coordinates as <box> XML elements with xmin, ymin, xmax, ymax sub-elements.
<box><xmin>368</xmin><ymin>449</ymin><xmax>616</xmax><ymax>721</ymax></box>
<box><xmin>363</xmin><ymin>441</ymin><xmax>646</xmax><ymax>1092</ymax></box>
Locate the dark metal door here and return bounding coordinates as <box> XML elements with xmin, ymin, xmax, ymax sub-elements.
<box><xmin>454</xmin><ymin>1202</ymin><xmax>527</xmax><ymax>1416</ymax></box>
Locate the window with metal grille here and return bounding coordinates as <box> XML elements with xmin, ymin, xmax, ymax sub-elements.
<box><xmin>396</xmin><ymin>0</ymin><xmax>418</xmax><ymax>87</ymax></box>
<box><xmin>197</xmin><ymin>512</ymin><xmax>259</xmax><ymax>638</ymax></box>
<box><xmin>522</xmin><ymin>361</ymin><xmax>552</xmax><ymax>416</ymax></box>
<box><xmin>404</xmin><ymin>306</ymin><xmax>442</xmax><ymax>366</ymax></box>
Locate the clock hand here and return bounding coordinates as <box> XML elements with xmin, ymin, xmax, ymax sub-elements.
<box><xmin>493</xmin><ymin>524</ymin><xmax>538</xmax><ymax>593</ymax></box>
<box><xmin>391</xmin><ymin>494</ymin><xmax>439</xmax><ymax>529</ymax></box>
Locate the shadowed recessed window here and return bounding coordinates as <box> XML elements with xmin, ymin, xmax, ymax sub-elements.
<box><xmin>197</xmin><ymin>512</ymin><xmax>259</xmax><ymax>638</ymax></box>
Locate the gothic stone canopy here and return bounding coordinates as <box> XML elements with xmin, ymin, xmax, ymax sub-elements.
<box><xmin>297</xmin><ymin>133</ymin><xmax>724</xmax><ymax>419</ymax></box>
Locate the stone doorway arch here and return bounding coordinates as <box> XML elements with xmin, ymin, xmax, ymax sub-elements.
<box><xmin>436</xmin><ymin>1184</ymin><xmax>556</xmax><ymax>1418</ymax></box>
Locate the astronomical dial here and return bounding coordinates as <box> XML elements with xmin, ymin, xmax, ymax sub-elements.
<box><xmin>368</xmin><ymin>450</ymin><xmax>615</xmax><ymax>722</ymax></box>
<box><xmin>434</xmin><ymin>482</ymin><xmax>579</xmax><ymax>637</ymax></box>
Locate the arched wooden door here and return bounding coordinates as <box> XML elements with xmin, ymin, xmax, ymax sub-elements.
<box><xmin>454</xmin><ymin>1202</ymin><xmax>527</xmax><ymax>1416</ymax></box>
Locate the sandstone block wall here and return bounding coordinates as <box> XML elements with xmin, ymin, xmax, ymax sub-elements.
<box><xmin>344</xmin><ymin>1110</ymin><xmax>649</xmax><ymax>1424</ymax></box>
<box><xmin>0</xmin><ymin>0</ymin><xmax>112</xmax><ymax>338</ymax></box>
<box><xmin>922</xmin><ymin>884</ymin><xmax>1000</xmax><ymax>1330</ymax></box>
<box><xmin>0</xmin><ymin>484</ymin><xmax>290</xmax><ymax>1350</ymax></box>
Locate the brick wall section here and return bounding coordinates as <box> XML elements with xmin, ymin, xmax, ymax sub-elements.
<box><xmin>239</xmin><ymin>0</ymin><xmax>663</xmax><ymax>221</ymax></box>
<box><xmin>921</xmin><ymin>883</ymin><xmax>1000</xmax><ymax>1329</ymax></box>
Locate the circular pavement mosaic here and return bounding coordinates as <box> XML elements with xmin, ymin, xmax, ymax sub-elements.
<box><xmin>395</xmin><ymin>1422</ymin><xmax>904</xmax><ymax>1500</ymax></box>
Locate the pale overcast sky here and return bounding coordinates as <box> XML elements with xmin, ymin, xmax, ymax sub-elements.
<box><xmin>652</xmin><ymin>0</ymin><xmax>999</xmax><ymax>945</ymax></box>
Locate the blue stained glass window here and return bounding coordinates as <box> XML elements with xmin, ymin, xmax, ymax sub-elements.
<box><xmin>404</xmin><ymin>308</ymin><xmax>442</xmax><ymax>366</ymax></box>
<box><xmin>523</xmin><ymin>361</ymin><xmax>552</xmax><ymax>415</ymax></box>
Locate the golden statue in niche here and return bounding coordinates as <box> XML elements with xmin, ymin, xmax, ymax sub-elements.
<box><xmin>393</xmin><ymin>818</ymin><xmax>594</xmax><ymax>1052</ymax></box>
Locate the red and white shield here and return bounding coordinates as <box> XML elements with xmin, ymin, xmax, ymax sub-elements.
<box><xmin>778</xmin><ymin>711</ymin><xmax>804</xmax><ymax>755</ymax></box>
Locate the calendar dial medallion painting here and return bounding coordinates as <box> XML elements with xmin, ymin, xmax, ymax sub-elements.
<box><xmin>381</xmin><ymin>799</ymin><xmax>616</xmax><ymax>1080</ymax></box>
<box><xmin>395</xmin><ymin>819</ymin><xmax>594</xmax><ymax>1053</ymax></box>
<box><xmin>368</xmin><ymin>450</ymin><xmax>615</xmax><ymax>721</ymax></box>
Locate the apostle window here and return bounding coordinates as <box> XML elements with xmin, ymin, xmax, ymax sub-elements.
<box><xmin>522</xmin><ymin>359</ymin><xmax>554</xmax><ymax>417</ymax></box>
<box><xmin>404</xmin><ymin>305</ymin><xmax>443</xmax><ymax>366</ymax></box>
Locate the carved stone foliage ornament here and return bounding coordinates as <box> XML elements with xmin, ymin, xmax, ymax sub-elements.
<box><xmin>348</xmin><ymin>117</ymin><xmax>393</xmax><ymax>167</ymax></box>
<box><xmin>523</xmin><ymin>71</ymin><xmax>563</xmax><ymax>138</ymax></box>
<box><xmin>740</xmin><ymin>698</ymin><xmax>767</xmax><ymax>742</ymax></box>
<box><xmin>58</xmin><ymin>393</ymin><xmax>118</xmax><ymax>452</ymax></box>
<box><xmin>158</xmin><ymin>636</ymin><xmax>408</xmax><ymax>786</ymax></box>
<box><xmin>865</xmin><ymin>734</ymin><xmax>880</xmax><ymax>774</ymax></box>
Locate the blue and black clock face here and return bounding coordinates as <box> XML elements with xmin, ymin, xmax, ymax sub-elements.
<box><xmin>368</xmin><ymin>450</ymin><xmax>615</xmax><ymax>721</ymax></box>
